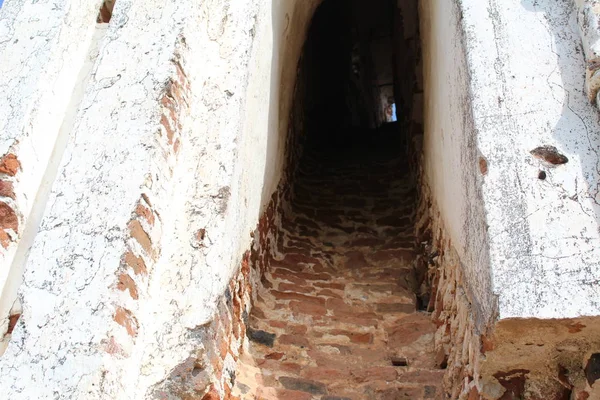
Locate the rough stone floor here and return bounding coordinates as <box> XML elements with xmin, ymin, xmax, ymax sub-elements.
<box><xmin>233</xmin><ymin>140</ymin><xmax>443</xmax><ymax>400</ymax></box>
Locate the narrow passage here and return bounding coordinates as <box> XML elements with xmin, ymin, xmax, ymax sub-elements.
<box><xmin>233</xmin><ymin>135</ymin><xmax>443</xmax><ymax>399</ymax></box>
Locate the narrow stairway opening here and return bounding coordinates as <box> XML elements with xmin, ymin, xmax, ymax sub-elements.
<box><xmin>235</xmin><ymin>1</ymin><xmax>435</xmax><ymax>399</ymax></box>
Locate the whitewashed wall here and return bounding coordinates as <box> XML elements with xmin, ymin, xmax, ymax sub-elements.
<box><xmin>422</xmin><ymin>0</ymin><xmax>600</xmax><ymax>325</ymax></box>
<box><xmin>4</xmin><ymin>0</ymin><xmax>600</xmax><ymax>397</ymax></box>
<box><xmin>0</xmin><ymin>0</ymin><xmax>324</xmax><ymax>398</ymax></box>
<box><xmin>0</xmin><ymin>0</ymin><xmax>104</xmax><ymax>347</ymax></box>
<box><xmin>420</xmin><ymin>0</ymin><xmax>494</xmax><ymax>328</ymax></box>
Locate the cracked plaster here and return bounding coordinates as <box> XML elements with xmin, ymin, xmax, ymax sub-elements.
<box><xmin>423</xmin><ymin>0</ymin><xmax>600</xmax><ymax>325</ymax></box>
<box><xmin>0</xmin><ymin>0</ymin><xmax>324</xmax><ymax>398</ymax></box>
<box><xmin>2</xmin><ymin>0</ymin><xmax>600</xmax><ymax>397</ymax></box>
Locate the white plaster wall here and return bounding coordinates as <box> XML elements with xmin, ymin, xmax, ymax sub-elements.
<box><xmin>423</xmin><ymin>0</ymin><xmax>600</xmax><ymax>322</ymax></box>
<box><xmin>472</xmin><ymin>0</ymin><xmax>600</xmax><ymax>320</ymax></box>
<box><xmin>257</xmin><ymin>0</ymin><xmax>322</xmax><ymax>203</ymax></box>
<box><xmin>421</xmin><ymin>0</ymin><xmax>494</xmax><ymax>327</ymax></box>
<box><xmin>3</xmin><ymin>0</ymin><xmax>599</xmax><ymax>396</ymax></box>
<box><xmin>0</xmin><ymin>0</ymin><xmax>102</xmax><ymax>336</ymax></box>
<box><xmin>0</xmin><ymin>0</ymin><xmax>189</xmax><ymax>397</ymax></box>
<box><xmin>0</xmin><ymin>0</ymin><xmax>326</xmax><ymax>398</ymax></box>
<box><xmin>134</xmin><ymin>1</ymin><xmax>323</xmax><ymax>396</ymax></box>
<box><xmin>0</xmin><ymin>22</ymin><xmax>108</xmax><ymax>356</ymax></box>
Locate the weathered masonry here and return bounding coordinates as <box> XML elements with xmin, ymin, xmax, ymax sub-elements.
<box><xmin>1</xmin><ymin>0</ymin><xmax>600</xmax><ymax>399</ymax></box>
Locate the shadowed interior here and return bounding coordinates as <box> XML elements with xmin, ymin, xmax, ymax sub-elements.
<box><xmin>232</xmin><ymin>1</ymin><xmax>438</xmax><ymax>399</ymax></box>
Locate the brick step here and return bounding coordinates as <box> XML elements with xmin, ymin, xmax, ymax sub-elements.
<box><xmin>232</xmin><ymin>147</ymin><xmax>442</xmax><ymax>399</ymax></box>
<box><xmin>233</xmin><ymin>368</ymin><xmax>445</xmax><ymax>399</ymax></box>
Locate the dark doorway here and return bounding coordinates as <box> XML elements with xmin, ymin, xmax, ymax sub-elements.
<box><xmin>301</xmin><ymin>0</ymin><xmax>401</xmax><ymax>150</ymax></box>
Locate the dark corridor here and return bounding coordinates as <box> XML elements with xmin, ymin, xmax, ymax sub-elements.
<box><xmin>301</xmin><ymin>0</ymin><xmax>401</xmax><ymax>150</ymax></box>
<box><xmin>233</xmin><ymin>1</ymin><xmax>436</xmax><ymax>399</ymax></box>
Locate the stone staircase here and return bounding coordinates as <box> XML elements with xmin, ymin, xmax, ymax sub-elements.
<box><xmin>232</xmin><ymin>143</ymin><xmax>445</xmax><ymax>400</ymax></box>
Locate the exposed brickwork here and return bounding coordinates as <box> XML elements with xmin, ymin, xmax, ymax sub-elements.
<box><xmin>122</xmin><ymin>251</ymin><xmax>148</xmax><ymax>276</ymax></box>
<box><xmin>111</xmin><ymin>194</ymin><xmax>159</xmax><ymax>341</ymax></box>
<box><xmin>0</xmin><ymin>154</ymin><xmax>21</xmax><ymax>177</ymax></box>
<box><xmin>97</xmin><ymin>0</ymin><xmax>116</xmax><ymax>23</ymax></box>
<box><xmin>414</xmin><ymin>174</ymin><xmax>502</xmax><ymax>400</ymax></box>
<box><xmin>116</xmin><ymin>273</ymin><xmax>139</xmax><ymax>300</ymax></box>
<box><xmin>110</xmin><ymin>38</ymin><xmax>190</xmax><ymax>352</ymax></box>
<box><xmin>0</xmin><ymin>152</ymin><xmax>21</xmax><ymax>252</ymax></box>
<box><xmin>0</xmin><ymin>202</ymin><xmax>18</xmax><ymax>235</ymax></box>
<box><xmin>0</xmin><ymin>149</ymin><xmax>24</xmax><ymax>345</ymax></box>
<box><xmin>0</xmin><ymin>181</ymin><xmax>16</xmax><ymax>200</ymax></box>
<box><xmin>233</xmin><ymin>142</ymin><xmax>445</xmax><ymax>399</ymax></box>
<box><xmin>5</xmin><ymin>314</ymin><xmax>20</xmax><ymax>335</ymax></box>
<box><xmin>148</xmin><ymin>29</ymin><xmax>295</xmax><ymax>396</ymax></box>
<box><xmin>416</xmin><ymin>183</ymin><xmax>600</xmax><ymax>399</ymax></box>
<box><xmin>114</xmin><ymin>307</ymin><xmax>139</xmax><ymax>337</ymax></box>
<box><xmin>151</xmin><ymin>19</ymin><xmax>432</xmax><ymax>398</ymax></box>
<box><xmin>160</xmin><ymin>54</ymin><xmax>189</xmax><ymax>159</ymax></box>
<box><xmin>151</xmin><ymin>251</ymin><xmax>255</xmax><ymax>400</ymax></box>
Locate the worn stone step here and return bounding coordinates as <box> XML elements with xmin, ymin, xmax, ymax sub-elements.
<box><xmin>233</xmin><ymin>146</ymin><xmax>440</xmax><ymax>399</ymax></box>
